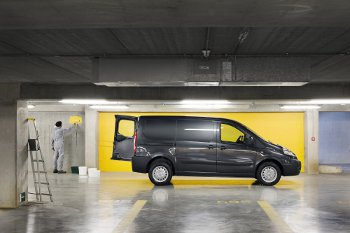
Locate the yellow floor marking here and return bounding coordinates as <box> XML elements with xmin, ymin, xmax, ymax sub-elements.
<box><xmin>113</xmin><ymin>200</ymin><xmax>147</xmax><ymax>233</ymax></box>
<box><xmin>257</xmin><ymin>200</ymin><xmax>294</xmax><ymax>233</ymax></box>
<box><xmin>217</xmin><ymin>200</ymin><xmax>252</xmax><ymax>204</ymax></box>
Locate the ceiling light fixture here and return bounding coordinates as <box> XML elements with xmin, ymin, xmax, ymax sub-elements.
<box><xmin>220</xmin><ymin>82</ymin><xmax>308</xmax><ymax>87</ymax></box>
<box><xmin>59</xmin><ymin>99</ymin><xmax>117</xmax><ymax>105</ymax></box>
<box><xmin>27</xmin><ymin>104</ymin><xmax>35</xmax><ymax>109</ymax></box>
<box><xmin>185</xmin><ymin>82</ymin><xmax>220</xmax><ymax>86</ymax></box>
<box><xmin>180</xmin><ymin>100</ymin><xmax>231</xmax><ymax>105</ymax></box>
<box><xmin>281</xmin><ymin>105</ymin><xmax>320</xmax><ymax>110</ymax></box>
<box><xmin>178</xmin><ymin>104</ymin><xmax>232</xmax><ymax>109</ymax></box>
<box><xmin>178</xmin><ymin>104</ymin><xmax>250</xmax><ymax>109</ymax></box>
<box><xmin>308</xmin><ymin>99</ymin><xmax>350</xmax><ymax>105</ymax></box>
<box><xmin>89</xmin><ymin>105</ymin><xmax>129</xmax><ymax>110</ymax></box>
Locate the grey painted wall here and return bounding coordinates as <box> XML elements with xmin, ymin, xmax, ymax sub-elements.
<box><xmin>319</xmin><ymin>112</ymin><xmax>350</xmax><ymax>164</ymax></box>
<box><xmin>28</xmin><ymin>111</ymin><xmax>85</xmax><ymax>172</ymax></box>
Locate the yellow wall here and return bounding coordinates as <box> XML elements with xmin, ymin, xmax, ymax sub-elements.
<box><xmin>99</xmin><ymin>112</ymin><xmax>305</xmax><ymax>172</ymax></box>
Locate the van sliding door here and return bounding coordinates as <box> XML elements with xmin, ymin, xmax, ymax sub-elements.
<box><xmin>175</xmin><ymin>119</ymin><xmax>217</xmax><ymax>173</ymax></box>
<box><xmin>111</xmin><ymin>115</ymin><xmax>137</xmax><ymax>161</ymax></box>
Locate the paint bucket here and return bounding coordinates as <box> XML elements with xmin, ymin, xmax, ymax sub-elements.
<box><xmin>88</xmin><ymin>168</ymin><xmax>97</xmax><ymax>176</ymax></box>
<box><xmin>79</xmin><ymin>166</ymin><xmax>87</xmax><ymax>176</ymax></box>
<box><xmin>71</xmin><ymin>166</ymin><xmax>79</xmax><ymax>174</ymax></box>
<box><xmin>89</xmin><ymin>170</ymin><xmax>101</xmax><ymax>178</ymax></box>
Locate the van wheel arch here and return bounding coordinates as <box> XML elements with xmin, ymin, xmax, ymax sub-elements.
<box><xmin>256</xmin><ymin>159</ymin><xmax>284</xmax><ymax>177</ymax></box>
<box><xmin>147</xmin><ymin>157</ymin><xmax>175</xmax><ymax>174</ymax></box>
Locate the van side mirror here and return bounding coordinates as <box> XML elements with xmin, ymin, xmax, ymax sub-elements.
<box><xmin>245</xmin><ymin>136</ymin><xmax>254</xmax><ymax>145</ymax></box>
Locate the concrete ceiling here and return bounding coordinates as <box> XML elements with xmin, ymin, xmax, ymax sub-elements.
<box><xmin>1</xmin><ymin>0</ymin><xmax>350</xmax><ymax>28</ymax></box>
<box><xmin>0</xmin><ymin>1</ymin><xmax>350</xmax><ymax>84</ymax></box>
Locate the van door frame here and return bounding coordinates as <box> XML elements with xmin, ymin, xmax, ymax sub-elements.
<box><xmin>216</xmin><ymin>120</ymin><xmax>258</xmax><ymax>176</ymax></box>
<box><xmin>111</xmin><ymin>115</ymin><xmax>138</xmax><ymax>161</ymax></box>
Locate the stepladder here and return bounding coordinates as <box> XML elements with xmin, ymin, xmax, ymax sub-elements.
<box><xmin>27</xmin><ymin>117</ymin><xmax>53</xmax><ymax>202</ymax></box>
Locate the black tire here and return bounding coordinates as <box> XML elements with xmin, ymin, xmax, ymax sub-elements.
<box><xmin>256</xmin><ymin>162</ymin><xmax>281</xmax><ymax>186</ymax></box>
<box><xmin>148</xmin><ymin>159</ymin><xmax>173</xmax><ymax>186</ymax></box>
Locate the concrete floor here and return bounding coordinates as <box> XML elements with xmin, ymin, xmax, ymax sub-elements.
<box><xmin>1</xmin><ymin>173</ymin><xmax>350</xmax><ymax>233</ymax></box>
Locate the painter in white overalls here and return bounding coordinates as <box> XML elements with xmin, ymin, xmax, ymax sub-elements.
<box><xmin>51</xmin><ymin>121</ymin><xmax>74</xmax><ymax>174</ymax></box>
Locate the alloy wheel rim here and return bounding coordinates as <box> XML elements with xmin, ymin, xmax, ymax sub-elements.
<box><xmin>261</xmin><ymin>166</ymin><xmax>277</xmax><ymax>183</ymax></box>
<box><xmin>152</xmin><ymin>166</ymin><xmax>169</xmax><ymax>183</ymax></box>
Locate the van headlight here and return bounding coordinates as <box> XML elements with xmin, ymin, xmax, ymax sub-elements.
<box><xmin>283</xmin><ymin>148</ymin><xmax>297</xmax><ymax>159</ymax></box>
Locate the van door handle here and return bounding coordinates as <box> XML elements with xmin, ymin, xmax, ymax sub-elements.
<box><xmin>207</xmin><ymin>145</ymin><xmax>214</xmax><ymax>149</ymax></box>
<box><xmin>220</xmin><ymin>146</ymin><xmax>227</xmax><ymax>150</ymax></box>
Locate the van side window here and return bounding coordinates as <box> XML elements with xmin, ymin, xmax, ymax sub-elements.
<box><xmin>177</xmin><ymin>120</ymin><xmax>215</xmax><ymax>142</ymax></box>
<box><xmin>118</xmin><ymin>120</ymin><xmax>135</xmax><ymax>137</ymax></box>
<box><xmin>221</xmin><ymin>123</ymin><xmax>245</xmax><ymax>144</ymax></box>
<box><xmin>143</xmin><ymin>119</ymin><xmax>176</xmax><ymax>141</ymax></box>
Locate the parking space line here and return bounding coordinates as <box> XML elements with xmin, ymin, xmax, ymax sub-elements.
<box><xmin>113</xmin><ymin>200</ymin><xmax>147</xmax><ymax>233</ymax></box>
<box><xmin>257</xmin><ymin>200</ymin><xmax>294</xmax><ymax>233</ymax></box>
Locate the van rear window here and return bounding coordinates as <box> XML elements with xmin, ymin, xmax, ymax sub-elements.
<box><xmin>177</xmin><ymin>120</ymin><xmax>215</xmax><ymax>142</ymax></box>
<box><xmin>142</xmin><ymin>119</ymin><xmax>176</xmax><ymax>141</ymax></box>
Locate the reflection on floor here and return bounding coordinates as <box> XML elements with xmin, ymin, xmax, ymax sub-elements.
<box><xmin>320</xmin><ymin>163</ymin><xmax>350</xmax><ymax>173</ymax></box>
<box><xmin>1</xmin><ymin>173</ymin><xmax>350</xmax><ymax>233</ymax></box>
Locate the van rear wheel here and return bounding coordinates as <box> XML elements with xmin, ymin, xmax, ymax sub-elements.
<box><xmin>256</xmin><ymin>162</ymin><xmax>281</xmax><ymax>186</ymax></box>
<box><xmin>148</xmin><ymin>160</ymin><xmax>173</xmax><ymax>186</ymax></box>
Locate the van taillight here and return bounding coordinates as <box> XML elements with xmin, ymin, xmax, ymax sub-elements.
<box><xmin>133</xmin><ymin>131</ymin><xmax>138</xmax><ymax>155</ymax></box>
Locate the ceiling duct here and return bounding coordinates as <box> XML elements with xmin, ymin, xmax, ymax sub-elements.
<box><xmin>95</xmin><ymin>57</ymin><xmax>310</xmax><ymax>87</ymax></box>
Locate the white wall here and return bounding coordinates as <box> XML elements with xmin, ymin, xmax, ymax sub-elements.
<box><xmin>28</xmin><ymin>111</ymin><xmax>85</xmax><ymax>172</ymax></box>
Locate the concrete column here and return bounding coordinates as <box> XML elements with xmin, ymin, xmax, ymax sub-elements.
<box><xmin>85</xmin><ymin>107</ymin><xmax>98</xmax><ymax>168</ymax></box>
<box><xmin>0</xmin><ymin>84</ymin><xmax>28</xmax><ymax>208</ymax></box>
<box><xmin>304</xmin><ymin>110</ymin><xmax>319</xmax><ymax>174</ymax></box>
<box><xmin>16</xmin><ymin>101</ymin><xmax>29</xmax><ymax>206</ymax></box>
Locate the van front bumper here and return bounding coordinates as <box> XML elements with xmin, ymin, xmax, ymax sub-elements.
<box><xmin>132</xmin><ymin>156</ymin><xmax>151</xmax><ymax>173</ymax></box>
<box><xmin>283</xmin><ymin>159</ymin><xmax>301</xmax><ymax>176</ymax></box>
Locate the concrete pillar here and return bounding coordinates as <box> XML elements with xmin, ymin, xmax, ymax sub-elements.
<box><xmin>305</xmin><ymin>110</ymin><xmax>319</xmax><ymax>174</ymax></box>
<box><xmin>0</xmin><ymin>84</ymin><xmax>28</xmax><ymax>208</ymax></box>
<box><xmin>16</xmin><ymin>101</ymin><xmax>29</xmax><ymax>206</ymax></box>
<box><xmin>85</xmin><ymin>107</ymin><xmax>98</xmax><ymax>168</ymax></box>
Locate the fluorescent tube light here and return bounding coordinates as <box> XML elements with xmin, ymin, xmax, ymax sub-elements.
<box><xmin>308</xmin><ymin>99</ymin><xmax>350</xmax><ymax>105</ymax></box>
<box><xmin>281</xmin><ymin>105</ymin><xmax>320</xmax><ymax>110</ymax></box>
<box><xmin>181</xmin><ymin>100</ymin><xmax>231</xmax><ymax>105</ymax></box>
<box><xmin>27</xmin><ymin>105</ymin><xmax>35</xmax><ymax>109</ymax></box>
<box><xmin>185</xmin><ymin>82</ymin><xmax>220</xmax><ymax>86</ymax></box>
<box><xmin>220</xmin><ymin>82</ymin><xmax>308</xmax><ymax>86</ymax></box>
<box><xmin>96</xmin><ymin>81</ymin><xmax>307</xmax><ymax>87</ymax></box>
<box><xmin>178</xmin><ymin>104</ymin><xmax>250</xmax><ymax>109</ymax></box>
<box><xmin>89</xmin><ymin>105</ymin><xmax>129</xmax><ymax>110</ymax></box>
<box><xmin>179</xmin><ymin>104</ymin><xmax>232</xmax><ymax>109</ymax></box>
<box><xmin>59</xmin><ymin>99</ymin><xmax>117</xmax><ymax>105</ymax></box>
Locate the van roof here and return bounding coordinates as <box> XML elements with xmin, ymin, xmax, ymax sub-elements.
<box><xmin>138</xmin><ymin>115</ymin><xmax>239</xmax><ymax>123</ymax></box>
<box><xmin>137</xmin><ymin>115</ymin><xmax>262</xmax><ymax>139</ymax></box>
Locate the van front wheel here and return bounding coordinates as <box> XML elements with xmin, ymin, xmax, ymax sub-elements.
<box><xmin>256</xmin><ymin>162</ymin><xmax>281</xmax><ymax>186</ymax></box>
<box><xmin>148</xmin><ymin>160</ymin><xmax>173</xmax><ymax>186</ymax></box>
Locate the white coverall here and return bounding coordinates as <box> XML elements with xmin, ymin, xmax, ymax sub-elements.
<box><xmin>51</xmin><ymin>125</ymin><xmax>74</xmax><ymax>171</ymax></box>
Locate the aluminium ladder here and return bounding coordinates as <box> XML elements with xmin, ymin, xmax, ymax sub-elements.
<box><xmin>27</xmin><ymin>118</ymin><xmax>53</xmax><ymax>202</ymax></box>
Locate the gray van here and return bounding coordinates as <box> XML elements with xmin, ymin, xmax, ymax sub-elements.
<box><xmin>112</xmin><ymin>115</ymin><xmax>301</xmax><ymax>186</ymax></box>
